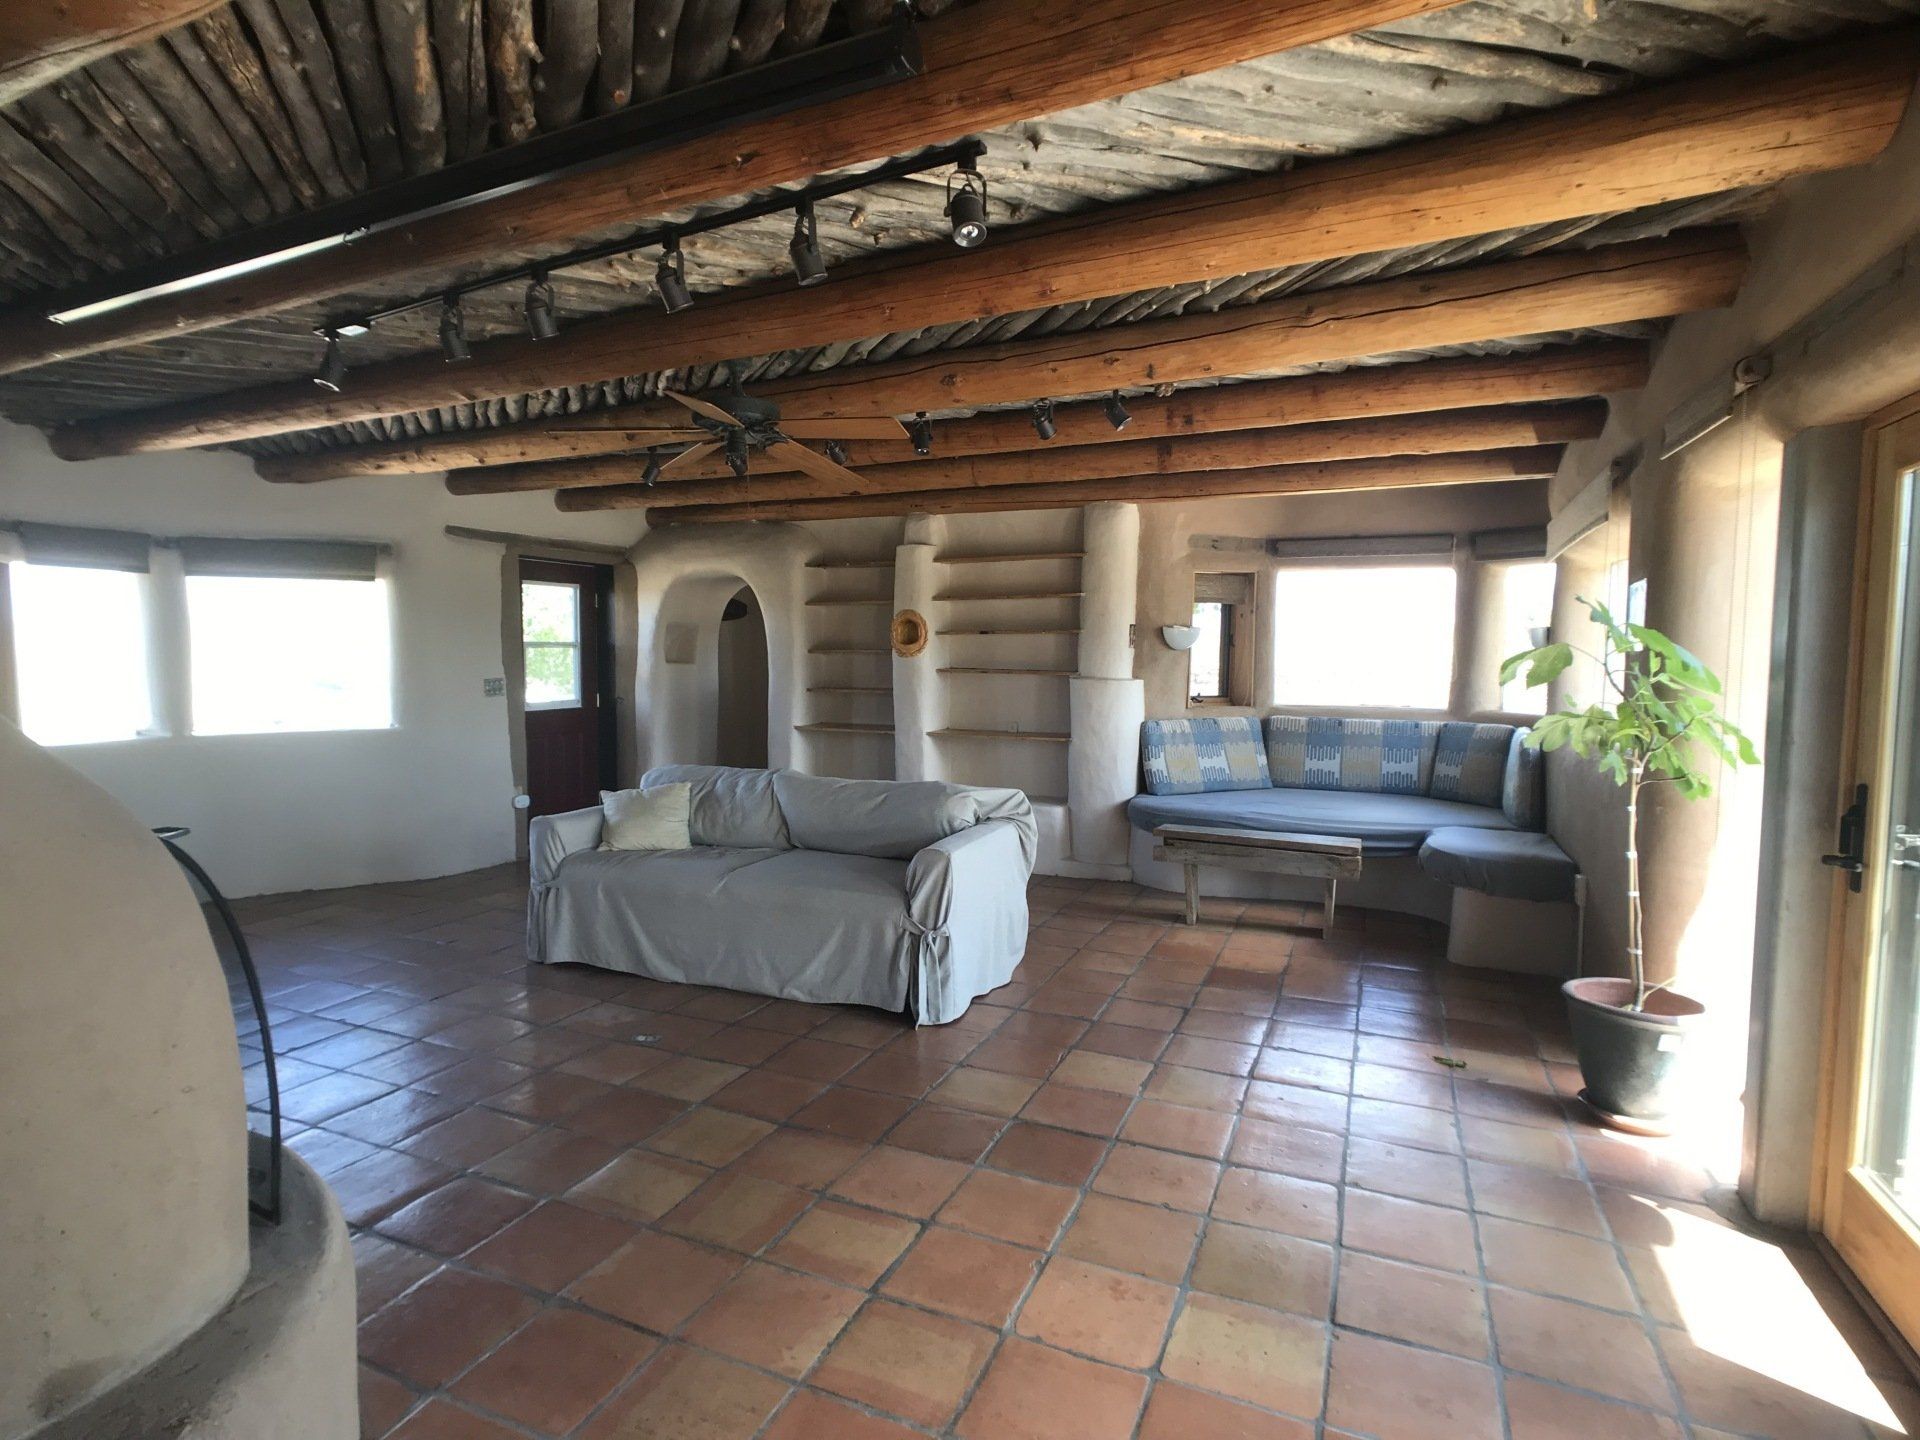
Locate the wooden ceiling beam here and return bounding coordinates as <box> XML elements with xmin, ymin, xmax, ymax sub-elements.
<box><xmin>57</xmin><ymin>36</ymin><xmax>1898</xmax><ymax>453</ymax></box>
<box><xmin>259</xmin><ymin>343</ymin><xmax>1649</xmax><ymax>482</ymax></box>
<box><xmin>59</xmin><ymin>230</ymin><xmax>1739</xmax><ymax>458</ymax></box>
<box><xmin>626</xmin><ymin>446</ymin><xmax>1566</xmax><ymax>523</ymax></box>
<box><xmin>0</xmin><ymin>1</ymin><xmax>225</xmax><ymax>105</ymax></box>
<box><xmin>460</xmin><ymin>400</ymin><xmax>1605</xmax><ymax>502</ymax></box>
<box><xmin>2</xmin><ymin>0</ymin><xmax>1462</xmax><ymax>373</ymax></box>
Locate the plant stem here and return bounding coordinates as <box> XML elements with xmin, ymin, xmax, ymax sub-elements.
<box><xmin>1626</xmin><ymin>756</ymin><xmax>1647</xmax><ymax>1010</ymax></box>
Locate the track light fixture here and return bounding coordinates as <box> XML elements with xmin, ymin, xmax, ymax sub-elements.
<box><xmin>655</xmin><ymin>238</ymin><xmax>693</xmax><ymax>314</ymax></box>
<box><xmin>524</xmin><ymin>272</ymin><xmax>559</xmax><ymax>340</ymax></box>
<box><xmin>313</xmin><ymin>330</ymin><xmax>346</xmax><ymax>391</ymax></box>
<box><xmin>1103</xmin><ymin>391</ymin><xmax>1131</xmax><ymax>431</ymax></box>
<box><xmin>642</xmin><ymin>449</ymin><xmax>661</xmax><ymax>486</ymax></box>
<box><xmin>908</xmin><ymin>412</ymin><xmax>933</xmax><ymax>456</ymax></box>
<box><xmin>439</xmin><ymin>298</ymin><xmax>471</xmax><ymax>362</ymax></box>
<box><xmin>825</xmin><ymin>440</ymin><xmax>849</xmax><ymax>465</ymax></box>
<box><xmin>945</xmin><ymin>155</ymin><xmax>988</xmax><ymax>248</ymax></box>
<box><xmin>789</xmin><ymin>200</ymin><xmax>828</xmax><ymax>287</ymax></box>
<box><xmin>1030</xmin><ymin>399</ymin><xmax>1057</xmax><ymax>441</ymax></box>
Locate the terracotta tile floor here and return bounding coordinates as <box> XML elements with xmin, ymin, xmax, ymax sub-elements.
<box><xmin>227</xmin><ymin>865</ymin><xmax>1920</xmax><ymax>1439</ymax></box>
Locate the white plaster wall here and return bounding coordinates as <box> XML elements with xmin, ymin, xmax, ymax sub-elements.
<box><xmin>0</xmin><ymin>420</ymin><xmax>643</xmax><ymax>896</ymax></box>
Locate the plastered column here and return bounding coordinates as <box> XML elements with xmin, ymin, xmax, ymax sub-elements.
<box><xmin>893</xmin><ymin>512</ymin><xmax>945</xmax><ymax>782</ymax></box>
<box><xmin>1071</xmin><ymin>502</ymin><xmax>1145</xmax><ymax>867</ymax></box>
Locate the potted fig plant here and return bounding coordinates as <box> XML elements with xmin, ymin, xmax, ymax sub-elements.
<box><xmin>1501</xmin><ymin>598</ymin><xmax>1759</xmax><ymax>1131</ymax></box>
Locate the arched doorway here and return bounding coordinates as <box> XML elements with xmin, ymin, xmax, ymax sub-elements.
<box><xmin>715</xmin><ymin>585</ymin><xmax>769</xmax><ymax>769</ymax></box>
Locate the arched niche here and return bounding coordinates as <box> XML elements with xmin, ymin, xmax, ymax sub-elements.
<box><xmin>630</xmin><ymin>523</ymin><xmax>809</xmax><ymax>774</ymax></box>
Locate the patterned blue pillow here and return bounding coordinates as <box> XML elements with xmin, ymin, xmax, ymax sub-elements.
<box><xmin>1140</xmin><ymin>717</ymin><xmax>1272</xmax><ymax>796</ymax></box>
<box><xmin>1431</xmin><ymin>722</ymin><xmax>1517</xmax><ymax>808</ymax></box>
<box><xmin>1264</xmin><ymin>716</ymin><xmax>1438</xmax><ymax>794</ymax></box>
<box><xmin>1502</xmin><ymin>728</ymin><xmax>1546</xmax><ymax>830</ymax></box>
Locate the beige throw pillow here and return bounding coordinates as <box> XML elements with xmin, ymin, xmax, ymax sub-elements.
<box><xmin>598</xmin><ymin>783</ymin><xmax>692</xmax><ymax>851</ymax></box>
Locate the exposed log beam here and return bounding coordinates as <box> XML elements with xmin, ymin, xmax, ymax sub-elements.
<box><xmin>260</xmin><ymin>342</ymin><xmax>1650</xmax><ymax>482</ymax></box>
<box><xmin>58</xmin><ymin>231</ymin><xmax>1741</xmax><ymax>458</ymax></box>
<box><xmin>452</xmin><ymin>400</ymin><xmax>1606</xmax><ymax>501</ymax></box>
<box><xmin>3</xmin><ymin>0</ymin><xmax>1462</xmax><ymax>371</ymax></box>
<box><xmin>0</xmin><ymin>0</ymin><xmax>227</xmax><ymax>105</ymax></box>
<box><xmin>623</xmin><ymin>446</ymin><xmax>1566</xmax><ymax>522</ymax></box>
<box><xmin>54</xmin><ymin>33</ymin><xmax>1902</xmax><ymax>450</ymax></box>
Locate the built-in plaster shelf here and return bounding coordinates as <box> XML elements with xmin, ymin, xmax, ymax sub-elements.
<box><xmin>807</xmin><ymin>595</ymin><xmax>891</xmax><ymax>607</ymax></box>
<box><xmin>807</xmin><ymin>558</ymin><xmax>895</xmax><ymax>569</ymax></box>
<box><xmin>939</xmin><ymin>627</ymin><xmax>1081</xmax><ymax>636</ymax></box>
<box><xmin>933</xmin><ymin>591</ymin><xmax>1084</xmax><ymax>602</ymax></box>
<box><xmin>936</xmin><ymin>552</ymin><xmax>1084</xmax><ymax>565</ymax></box>
<box><xmin>796</xmin><ymin>722</ymin><xmax>894</xmax><ymax>736</ymax></box>
<box><xmin>931</xmin><ymin>727</ymin><xmax>1071</xmax><ymax>743</ymax></box>
<box><xmin>938</xmin><ymin>667</ymin><xmax>1075</xmax><ymax>676</ymax></box>
<box><xmin>808</xmin><ymin>685</ymin><xmax>892</xmax><ymax>694</ymax></box>
<box><xmin>810</xmin><ymin>644</ymin><xmax>889</xmax><ymax>654</ymax></box>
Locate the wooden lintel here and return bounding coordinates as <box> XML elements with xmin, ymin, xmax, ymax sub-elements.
<box><xmin>620</xmin><ymin>445</ymin><xmax>1565</xmax><ymax>523</ymax></box>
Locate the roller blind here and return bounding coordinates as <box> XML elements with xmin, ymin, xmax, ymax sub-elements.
<box><xmin>1193</xmin><ymin>572</ymin><xmax>1254</xmax><ymax>605</ymax></box>
<box><xmin>173</xmin><ymin>536</ymin><xmax>385</xmax><ymax>581</ymax></box>
<box><xmin>1267</xmin><ymin>533</ymin><xmax>1454</xmax><ymax>563</ymax></box>
<box><xmin>1470</xmin><ymin>526</ymin><xmax>1548</xmax><ymax>562</ymax></box>
<box><xmin>4</xmin><ymin>522</ymin><xmax>151</xmax><ymax>572</ymax></box>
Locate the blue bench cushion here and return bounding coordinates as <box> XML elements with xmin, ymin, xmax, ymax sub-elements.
<box><xmin>1430</xmin><ymin>722</ymin><xmax>1515</xmax><ymax>808</ymax></box>
<box><xmin>1501</xmin><ymin>731</ymin><xmax>1546</xmax><ymax>830</ymax></box>
<box><xmin>1418</xmin><ymin>826</ymin><xmax>1576</xmax><ymax>902</ymax></box>
<box><xmin>1141</xmin><ymin>716</ymin><xmax>1271</xmax><ymax>796</ymax></box>
<box><xmin>1129</xmin><ymin>789</ymin><xmax>1515</xmax><ymax>857</ymax></box>
<box><xmin>1264</xmin><ymin>716</ymin><xmax>1439</xmax><ymax>795</ymax></box>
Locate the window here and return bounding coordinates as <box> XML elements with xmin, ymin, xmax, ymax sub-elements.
<box><xmin>1496</xmin><ymin>561</ymin><xmax>1559</xmax><ymax>713</ymax></box>
<box><xmin>187</xmin><ymin>575</ymin><xmax>392</xmax><ymax>735</ymax></box>
<box><xmin>1188</xmin><ymin>572</ymin><xmax>1255</xmax><ymax>706</ymax></box>
<box><xmin>522</xmin><ymin>581</ymin><xmax>581</xmax><ymax>708</ymax></box>
<box><xmin>1271</xmin><ymin>563</ymin><xmax>1457</xmax><ymax>709</ymax></box>
<box><xmin>9</xmin><ymin>562</ymin><xmax>153</xmax><ymax>745</ymax></box>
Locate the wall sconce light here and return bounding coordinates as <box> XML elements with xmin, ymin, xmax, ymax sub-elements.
<box><xmin>1161</xmin><ymin>625</ymin><xmax>1201</xmax><ymax>651</ymax></box>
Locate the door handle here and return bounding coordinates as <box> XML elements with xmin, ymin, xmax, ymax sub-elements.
<box><xmin>1823</xmin><ymin>782</ymin><xmax>1868</xmax><ymax>892</ymax></box>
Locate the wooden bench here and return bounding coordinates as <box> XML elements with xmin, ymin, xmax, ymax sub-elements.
<box><xmin>1152</xmin><ymin>824</ymin><xmax>1364</xmax><ymax>935</ymax></box>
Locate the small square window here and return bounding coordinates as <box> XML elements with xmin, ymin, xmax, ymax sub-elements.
<box><xmin>522</xmin><ymin>580</ymin><xmax>582</xmax><ymax>709</ymax></box>
<box><xmin>1272</xmin><ymin>564</ymin><xmax>1457</xmax><ymax>710</ymax></box>
<box><xmin>10</xmin><ymin>561</ymin><xmax>153</xmax><ymax>746</ymax></box>
<box><xmin>187</xmin><ymin>575</ymin><xmax>393</xmax><ymax>735</ymax></box>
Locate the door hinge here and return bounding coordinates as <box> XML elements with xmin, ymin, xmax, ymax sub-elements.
<box><xmin>1822</xmin><ymin>782</ymin><xmax>1868</xmax><ymax>892</ymax></box>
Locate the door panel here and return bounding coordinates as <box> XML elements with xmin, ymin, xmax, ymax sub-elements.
<box><xmin>521</xmin><ymin>559</ymin><xmax>612</xmax><ymax>817</ymax></box>
<box><xmin>1824</xmin><ymin>407</ymin><xmax>1920</xmax><ymax>1349</ymax></box>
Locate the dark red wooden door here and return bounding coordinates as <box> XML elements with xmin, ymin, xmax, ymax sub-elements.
<box><xmin>520</xmin><ymin>559</ymin><xmax>613</xmax><ymax>817</ymax></box>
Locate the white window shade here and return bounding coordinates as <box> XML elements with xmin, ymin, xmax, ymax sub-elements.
<box><xmin>173</xmin><ymin>536</ymin><xmax>385</xmax><ymax>581</ymax></box>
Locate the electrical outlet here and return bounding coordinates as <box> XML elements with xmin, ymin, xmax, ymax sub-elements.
<box><xmin>482</xmin><ymin>677</ymin><xmax>505</xmax><ymax>698</ymax></box>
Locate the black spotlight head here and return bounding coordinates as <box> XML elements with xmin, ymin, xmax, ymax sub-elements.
<box><xmin>789</xmin><ymin>201</ymin><xmax>828</xmax><ymax>287</ymax></box>
<box><xmin>1030</xmin><ymin>398</ymin><xmax>1057</xmax><ymax>441</ymax></box>
<box><xmin>945</xmin><ymin>157</ymin><xmax>988</xmax><ymax>248</ymax></box>
<box><xmin>439</xmin><ymin>298</ymin><xmax>471</xmax><ymax>363</ymax></box>
<box><xmin>313</xmin><ymin>330</ymin><xmax>346</xmax><ymax>391</ymax></box>
<box><xmin>655</xmin><ymin>240</ymin><xmax>693</xmax><ymax>314</ymax></box>
<box><xmin>524</xmin><ymin>274</ymin><xmax>559</xmax><ymax>340</ymax></box>
<box><xmin>1103</xmin><ymin>391</ymin><xmax>1131</xmax><ymax>431</ymax></box>
<box><xmin>908</xmin><ymin>412</ymin><xmax>933</xmax><ymax>457</ymax></box>
<box><xmin>642</xmin><ymin>449</ymin><xmax>661</xmax><ymax>487</ymax></box>
<box><xmin>724</xmin><ymin>428</ymin><xmax>750</xmax><ymax>479</ymax></box>
<box><xmin>825</xmin><ymin>440</ymin><xmax>849</xmax><ymax>465</ymax></box>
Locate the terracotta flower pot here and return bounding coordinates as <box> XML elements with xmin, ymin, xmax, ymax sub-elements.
<box><xmin>1562</xmin><ymin>976</ymin><xmax>1706</xmax><ymax>1129</ymax></box>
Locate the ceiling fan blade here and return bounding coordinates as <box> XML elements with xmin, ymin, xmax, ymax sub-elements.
<box><xmin>658</xmin><ymin>442</ymin><xmax>721</xmax><ymax>476</ymax></box>
<box><xmin>541</xmin><ymin>427</ymin><xmax>710</xmax><ymax>441</ymax></box>
<box><xmin>768</xmin><ymin>439</ymin><xmax>867</xmax><ymax>491</ymax></box>
<box><xmin>777</xmin><ymin>418</ymin><xmax>910</xmax><ymax>441</ymax></box>
<box><xmin>664</xmin><ymin>390</ymin><xmax>744</xmax><ymax>427</ymax></box>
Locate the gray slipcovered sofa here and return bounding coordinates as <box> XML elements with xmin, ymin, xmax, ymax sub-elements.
<box><xmin>528</xmin><ymin>764</ymin><xmax>1036</xmax><ymax>1025</ymax></box>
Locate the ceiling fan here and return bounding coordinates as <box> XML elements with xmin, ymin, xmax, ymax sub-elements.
<box><xmin>549</xmin><ymin>378</ymin><xmax>908</xmax><ymax>488</ymax></box>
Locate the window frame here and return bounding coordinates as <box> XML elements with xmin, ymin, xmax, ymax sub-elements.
<box><xmin>6</xmin><ymin>558</ymin><xmax>159</xmax><ymax>747</ymax></box>
<box><xmin>1187</xmin><ymin>570</ymin><xmax>1257</xmax><ymax>709</ymax></box>
<box><xmin>1267</xmin><ymin>557</ymin><xmax>1460</xmax><ymax>713</ymax></box>
<box><xmin>520</xmin><ymin>577</ymin><xmax>587</xmax><ymax>712</ymax></box>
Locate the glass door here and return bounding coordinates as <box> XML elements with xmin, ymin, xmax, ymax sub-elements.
<box><xmin>1824</xmin><ymin>406</ymin><xmax>1920</xmax><ymax>1349</ymax></box>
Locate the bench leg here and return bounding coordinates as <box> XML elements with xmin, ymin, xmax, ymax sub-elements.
<box><xmin>1321</xmin><ymin>878</ymin><xmax>1337</xmax><ymax>938</ymax></box>
<box><xmin>1183</xmin><ymin>863</ymin><xmax>1200</xmax><ymax>926</ymax></box>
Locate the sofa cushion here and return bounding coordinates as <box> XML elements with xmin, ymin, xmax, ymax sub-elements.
<box><xmin>1128</xmin><ymin>787</ymin><xmax>1514</xmax><ymax>856</ymax></box>
<box><xmin>1501</xmin><ymin>731</ymin><xmax>1546</xmax><ymax>831</ymax></box>
<box><xmin>1419</xmin><ymin>826</ymin><xmax>1576</xmax><ymax>902</ymax></box>
<box><xmin>1430</xmin><ymin>722</ymin><xmax>1517</xmax><ymax>808</ymax></box>
<box><xmin>772</xmin><ymin>771</ymin><xmax>974</xmax><ymax>859</ymax></box>
<box><xmin>642</xmin><ymin>764</ymin><xmax>792</xmax><ymax>849</ymax></box>
<box><xmin>1264</xmin><ymin>716</ymin><xmax>1439</xmax><ymax>794</ymax></box>
<box><xmin>1141</xmin><ymin>716</ymin><xmax>1271</xmax><ymax>796</ymax></box>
